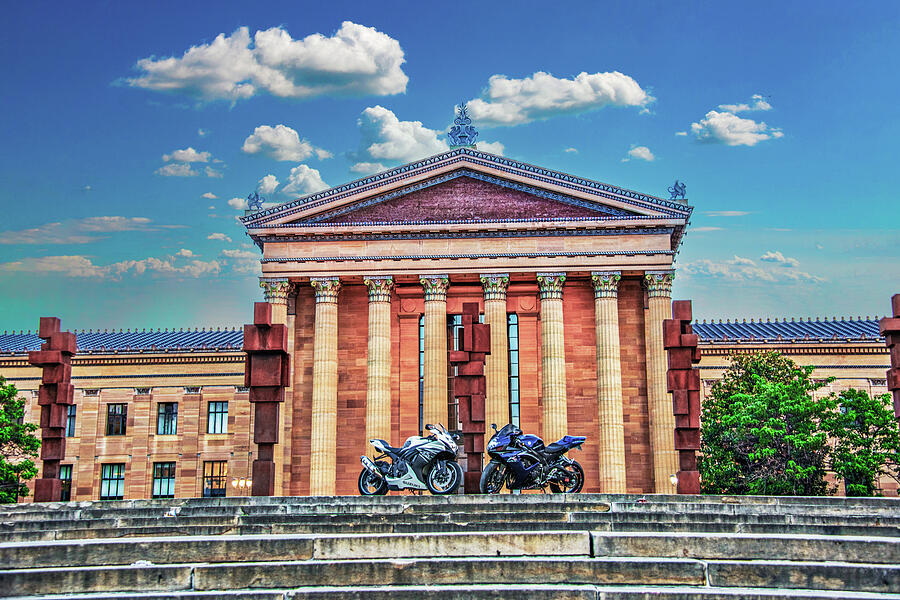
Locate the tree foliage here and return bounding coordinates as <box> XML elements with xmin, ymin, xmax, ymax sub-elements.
<box><xmin>699</xmin><ymin>352</ymin><xmax>834</xmax><ymax>496</ymax></box>
<box><xmin>0</xmin><ymin>376</ymin><xmax>40</xmax><ymax>503</ymax></box>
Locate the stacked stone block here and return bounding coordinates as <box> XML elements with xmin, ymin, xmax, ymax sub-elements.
<box><xmin>243</xmin><ymin>302</ymin><xmax>289</xmax><ymax>496</ymax></box>
<box><xmin>662</xmin><ymin>300</ymin><xmax>702</xmax><ymax>494</ymax></box>
<box><xmin>881</xmin><ymin>293</ymin><xmax>900</xmax><ymax>419</ymax></box>
<box><xmin>27</xmin><ymin>317</ymin><xmax>76</xmax><ymax>502</ymax></box>
<box><xmin>448</xmin><ymin>302</ymin><xmax>491</xmax><ymax>493</ymax></box>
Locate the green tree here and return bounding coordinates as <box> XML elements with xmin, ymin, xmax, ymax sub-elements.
<box><xmin>824</xmin><ymin>389</ymin><xmax>900</xmax><ymax>496</ymax></box>
<box><xmin>699</xmin><ymin>352</ymin><xmax>834</xmax><ymax>496</ymax></box>
<box><xmin>0</xmin><ymin>376</ymin><xmax>40</xmax><ymax>503</ymax></box>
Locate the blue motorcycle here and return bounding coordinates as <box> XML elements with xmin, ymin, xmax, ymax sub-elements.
<box><xmin>480</xmin><ymin>423</ymin><xmax>586</xmax><ymax>493</ymax></box>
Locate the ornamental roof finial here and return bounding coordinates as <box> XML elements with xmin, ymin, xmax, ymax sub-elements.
<box><xmin>448</xmin><ymin>102</ymin><xmax>479</xmax><ymax>149</ymax></box>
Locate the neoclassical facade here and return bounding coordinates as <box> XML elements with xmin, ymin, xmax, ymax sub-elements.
<box><xmin>242</xmin><ymin>147</ymin><xmax>692</xmax><ymax>495</ymax></box>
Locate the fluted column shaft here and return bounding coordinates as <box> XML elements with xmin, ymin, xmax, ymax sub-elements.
<box><xmin>481</xmin><ymin>274</ymin><xmax>510</xmax><ymax>446</ymax></box>
<box><xmin>309</xmin><ymin>277</ymin><xmax>341</xmax><ymax>496</ymax></box>
<box><xmin>592</xmin><ymin>271</ymin><xmax>627</xmax><ymax>493</ymax></box>
<box><xmin>644</xmin><ymin>271</ymin><xmax>677</xmax><ymax>493</ymax></box>
<box><xmin>364</xmin><ymin>277</ymin><xmax>393</xmax><ymax>455</ymax></box>
<box><xmin>537</xmin><ymin>273</ymin><xmax>567</xmax><ymax>443</ymax></box>
<box><xmin>420</xmin><ymin>275</ymin><xmax>450</xmax><ymax>431</ymax></box>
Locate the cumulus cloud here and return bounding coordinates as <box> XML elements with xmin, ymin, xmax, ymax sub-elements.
<box><xmin>162</xmin><ymin>147</ymin><xmax>211</xmax><ymax>162</ymax></box>
<box><xmin>125</xmin><ymin>22</ymin><xmax>408</xmax><ymax>103</ymax></box>
<box><xmin>282</xmin><ymin>164</ymin><xmax>329</xmax><ymax>196</ymax></box>
<box><xmin>350</xmin><ymin>161</ymin><xmax>387</xmax><ymax>175</ymax></box>
<box><xmin>220</xmin><ymin>248</ymin><xmax>259</xmax><ymax>273</ymax></box>
<box><xmin>207</xmin><ymin>232</ymin><xmax>232</xmax><ymax>242</ymax></box>
<box><xmin>202</xmin><ymin>192</ymin><xmax>217</xmax><ymax>199</ymax></box>
<box><xmin>705</xmin><ymin>210</ymin><xmax>749</xmax><ymax>217</ymax></box>
<box><xmin>675</xmin><ymin>131</ymin><xmax>688</xmax><ymax>136</ymax></box>
<box><xmin>156</xmin><ymin>163</ymin><xmax>198</xmax><ymax>177</ymax></box>
<box><xmin>719</xmin><ymin>94</ymin><xmax>772</xmax><ymax>113</ymax></box>
<box><xmin>690</xmin><ymin>110</ymin><xmax>783</xmax><ymax>146</ymax></box>
<box><xmin>227</xmin><ymin>197</ymin><xmax>248</xmax><ymax>210</ymax></box>
<box><xmin>256</xmin><ymin>174</ymin><xmax>280</xmax><ymax>195</ymax></box>
<box><xmin>476</xmin><ymin>140</ymin><xmax>505</xmax><ymax>155</ymax></box>
<box><xmin>176</xmin><ymin>248</ymin><xmax>194</xmax><ymax>257</ymax></box>
<box><xmin>0</xmin><ymin>254</ymin><xmax>221</xmax><ymax>279</ymax></box>
<box><xmin>465</xmin><ymin>70</ymin><xmax>654</xmax><ymax>127</ymax></box>
<box><xmin>241</xmin><ymin>124</ymin><xmax>329</xmax><ymax>161</ymax></box>
<box><xmin>0</xmin><ymin>217</ymin><xmax>158</xmax><ymax>245</ymax></box>
<box><xmin>564</xmin><ymin>147</ymin><xmax>578</xmax><ymax>154</ymax></box>
<box><xmin>760</xmin><ymin>250</ymin><xmax>800</xmax><ymax>267</ymax></box>
<box><xmin>681</xmin><ymin>255</ymin><xmax>823</xmax><ymax>283</ymax></box>
<box><xmin>204</xmin><ymin>166</ymin><xmax>223</xmax><ymax>178</ymax></box>
<box><xmin>622</xmin><ymin>145</ymin><xmax>655</xmax><ymax>162</ymax></box>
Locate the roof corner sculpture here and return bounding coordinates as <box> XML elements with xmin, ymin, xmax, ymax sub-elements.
<box><xmin>247</xmin><ymin>192</ymin><xmax>265</xmax><ymax>211</ymax></box>
<box><xmin>448</xmin><ymin>102</ymin><xmax>479</xmax><ymax>149</ymax></box>
<box><xmin>667</xmin><ymin>180</ymin><xmax>687</xmax><ymax>201</ymax></box>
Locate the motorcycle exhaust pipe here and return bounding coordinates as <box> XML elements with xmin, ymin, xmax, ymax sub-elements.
<box><xmin>360</xmin><ymin>455</ymin><xmax>384</xmax><ymax>479</ymax></box>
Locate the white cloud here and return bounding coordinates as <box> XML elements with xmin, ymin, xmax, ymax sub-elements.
<box><xmin>350</xmin><ymin>161</ymin><xmax>387</xmax><ymax>175</ymax></box>
<box><xmin>198</xmin><ymin>128</ymin><xmax>209</xmax><ymax>137</ymax></box>
<box><xmin>82</xmin><ymin>185</ymin><xmax>93</xmax><ymax>191</ymax></box>
<box><xmin>622</xmin><ymin>145</ymin><xmax>655</xmax><ymax>162</ymax></box>
<box><xmin>0</xmin><ymin>254</ymin><xmax>221</xmax><ymax>279</ymax></box>
<box><xmin>675</xmin><ymin>131</ymin><xmax>688</xmax><ymax>137</ymax></box>
<box><xmin>241</xmin><ymin>124</ymin><xmax>329</xmax><ymax>162</ymax></box>
<box><xmin>162</xmin><ymin>147</ymin><xmax>211</xmax><ymax>163</ymax></box>
<box><xmin>156</xmin><ymin>163</ymin><xmax>198</xmax><ymax>177</ymax></box>
<box><xmin>705</xmin><ymin>210</ymin><xmax>750</xmax><ymax>217</ymax></box>
<box><xmin>202</xmin><ymin>192</ymin><xmax>217</xmax><ymax>199</ymax></box>
<box><xmin>207</xmin><ymin>232</ymin><xmax>232</xmax><ymax>242</ymax></box>
<box><xmin>0</xmin><ymin>217</ymin><xmax>157</xmax><ymax>245</ymax></box>
<box><xmin>227</xmin><ymin>197</ymin><xmax>248</xmax><ymax>210</ymax></box>
<box><xmin>466</xmin><ymin>70</ymin><xmax>653</xmax><ymax>127</ymax></box>
<box><xmin>208</xmin><ymin>205</ymin><xmax>215</xmax><ymax>210</ymax></box>
<box><xmin>357</xmin><ymin>105</ymin><xmax>446</xmax><ymax>163</ymax></box>
<box><xmin>760</xmin><ymin>250</ymin><xmax>800</xmax><ymax>267</ymax></box>
<box><xmin>220</xmin><ymin>248</ymin><xmax>259</xmax><ymax>273</ymax></box>
<box><xmin>692</xmin><ymin>227</ymin><xmax>723</xmax><ymax>232</ymax></box>
<box><xmin>282</xmin><ymin>164</ymin><xmax>328</xmax><ymax>196</ymax></box>
<box><xmin>126</xmin><ymin>22</ymin><xmax>408</xmax><ymax>103</ymax></box>
<box><xmin>690</xmin><ymin>110</ymin><xmax>783</xmax><ymax>146</ymax></box>
<box><xmin>682</xmin><ymin>254</ymin><xmax>823</xmax><ymax>283</ymax></box>
<box><xmin>176</xmin><ymin>248</ymin><xmax>194</xmax><ymax>257</ymax></box>
<box><xmin>204</xmin><ymin>166</ymin><xmax>223</xmax><ymax>178</ymax></box>
<box><xmin>476</xmin><ymin>140</ymin><xmax>505</xmax><ymax>155</ymax></box>
<box><xmin>719</xmin><ymin>94</ymin><xmax>772</xmax><ymax>113</ymax></box>
<box><xmin>256</xmin><ymin>174</ymin><xmax>280</xmax><ymax>195</ymax></box>
<box><xmin>315</xmin><ymin>148</ymin><xmax>333</xmax><ymax>159</ymax></box>
<box><xmin>564</xmin><ymin>147</ymin><xmax>579</xmax><ymax>154</ymax></box>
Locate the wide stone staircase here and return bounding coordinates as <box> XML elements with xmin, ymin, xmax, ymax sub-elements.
<box><xmin>1</xmin><ymin>493</ymin><xmax>899</xmax><ymax>599</ymax></box>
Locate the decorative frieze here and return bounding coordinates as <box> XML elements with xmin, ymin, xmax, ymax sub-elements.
<box><xmin>591</xmin><ymin>271</ymin><xmax>622</xmax><ymax>299</ymax></box>
<box><xmin>363</xmin><ymin>276</ymin><xmax>394</xmax><ymax>303</ymax></box>
<box><xmin>644</xmin><ymin>271</ymin><xmax>674</xmax><ymax>298</ymax></box>
<box><xmin>310</xmin><ymin>277</ymin><xmax>341</xmax><ymax>304</ymax></box>
<box><xmin>259</xmin><ymin>278</ymin><xmax>291</xmax><ymax>305</ymax></box>
<box><xmin>480</xmin><ymin>274</ymin><xmax>510</xmax><ymax>301</ymax></box>
<box><xmin>537</xmin><ymin>273</ymin><xmax>566</xmax><ymax>300</ymax></box>
<box><xmin>420</xmin><ymin>275</ymin><xmax>450</xmax><ymax>302</ymax></box>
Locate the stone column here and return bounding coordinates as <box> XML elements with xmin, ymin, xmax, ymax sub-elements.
<box><xmin>481</xmin><ymin>274</ymin><xmax>510</xmax><ymax>445</ymax></box>
<box><xmin>420</xmin><ymin>275</ymin><xmax>450</xmax><ymax>431</ymax></box>
<box><xmin>259</xmin><ymin>277</ymin><xmax>292</xmax><ymax>494</ymax></box>
<box><xmin>537</xmin><ymin>273</ymin><xmax>568</xmax><ymax>443</ymax></box>
<box><xmin>644</xmin><ymin>271</ymin><xmax>677</xmax><ymax>494</ymax></box>
<box><xmin>592</xmin><ymin>271</ymin><xmax>627</xmax><ymax>493</ymax></box>
<box><xmin>260</xmin><ymin>278</ymin><xmax>291</xmax><ymax>324</ymax></box>
<box><xmin>309</xmin><ymin>277</ymin><xmax>341</xmax><ymax>496</ymax></box>
<box><xmin>364</xmin><ymin>276</ymin><xmax>393</xmax><ymax>454</ymax></box>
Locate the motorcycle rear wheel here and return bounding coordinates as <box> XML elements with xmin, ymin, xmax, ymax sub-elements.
<box><xmin>479</xmin><ymin>461</ymin><xmax>507</xmax><ymax>494</ymax></box>
<box><xmin>357</xmin><ymin>468</ymin><xmax>388</xmax><ymax>495</ymax></box>
<box><xmin>426</xmin><ymin>460</ymin><xmax>463</xmax><ymax>495</ymax></box>
<box><xmin>549</xmin><ymin>460</ymin><xmax>585</xmax><ymax>493</ymax></box>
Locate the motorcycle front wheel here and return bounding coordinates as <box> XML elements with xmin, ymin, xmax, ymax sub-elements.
<box><xmin>358</xmin><ymin>468</ymin><xmax>388</xmax><ymax>495</ymax></box>
<box><xmin>426</xmin><ymin>460</ymin><xmax>463</xmax><ymax>495</ymax></box>
<box><xmin>479</xmin><ymin>461</ymin><xmax>507</xmax><ymax>494</ymax></box>
<box><xmin>549</xmin><ymin>460</ymin><xmax>585</xmax><ymax>493</ymax></box>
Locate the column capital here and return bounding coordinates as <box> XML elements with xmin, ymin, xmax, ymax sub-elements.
<box><xmin>480</xmin><ymin>273</ymin><xmax>510</xmax><ymax>301</ymax></box>
<box><xmin>537</xmin><ymin>272</ymin><xmax>566</xmax><ymax>300</ymax></box>
<box><xmin>310</xmin><ymin>277</ymin><xmax>341</xmax><ymax>303</ymax></box>
<box><xmin>591</xmin><ymin>271</ymin><xmax>622</xmax><ymax>299</ymax></box>
<box><xmin>363</xmin><ymin>276</ymin><xmax>394</xmax><ymax>303</ymax></box>
<box><xmin>419</xmin><ymin>274</ymin><xmax>450</xmax><ymax>302</ymax></box>
<box><xmin>260</xmin><ymin>277</ymin><xmax>292</xmax><ymax>305</ymax></box>
<box><xmin>644</xmin><ymin>271</ymin><xmax>674</xmax><ymax>298</ymax></box>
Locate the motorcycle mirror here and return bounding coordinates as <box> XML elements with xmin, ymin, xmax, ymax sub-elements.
<box><xmin>491</xmin><ymin>423</ymin><xmax>498</xmax><ymax>431</ymax></box>
<box><xmin>425</xmin><ymin>423</ymin><xmax>433</xmax><ymax>430</ymax></box>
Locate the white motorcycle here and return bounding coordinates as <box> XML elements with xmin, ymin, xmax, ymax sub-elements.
<box><xmin>359</xmin><ymin>423</ymin><xmax>463</xmax><ymax>495</ymax></box>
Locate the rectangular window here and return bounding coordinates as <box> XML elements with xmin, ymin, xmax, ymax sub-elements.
<box><xmin>508</xmin><ymin>313</ymin><xmax>520</xmax><ymax>428</ymax></box>
<box><xmin>152</xmin><ymin>462</ymin><xmax>176</xmax><ymax>498</ymax></box>
<box><xmin>105</xmin><ymin>404</ymin><xmax>127</xmax><ymax>436</ymax></box>
<box><xmin>65</xmin><ymin>405</ymin><xmax>76</xmax><ymax>437</ymax></box>
<box><xmin>59</xmin><ymin>464</ymin><xmax>72</xmax><ymax>501</ymax></box>
<box><xmin>156</xmin><ymin>402</ymin><xmax>178</xmax><ymax>435</ymax></box>
<box><xmin>203</xmin><ymin>461</ymin><xmax>227</xmax><ymax>497</ymax></box>
<box><xmin>207</xmin><ymin>401</ymin><xmax>228</xmax><ymax>434</ymax></box>
<box><xmin>100</xmin><ymin>463</ymin><xmax>125</xmax><ymax>500</ymax></box>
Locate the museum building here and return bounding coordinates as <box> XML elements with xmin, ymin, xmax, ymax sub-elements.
<box><xmin>0</xmin><ymin>148</ymin><xmax>893</xmax><ymax>500</ymax></box>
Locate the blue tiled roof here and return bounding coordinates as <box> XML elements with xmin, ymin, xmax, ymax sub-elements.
<box><xmin>0</xmin><ymin>328</ymin><xmax>244</xmax><ymax>354</ymax></box>
<box><xmin>691</xmin><ymin>317</ymin><xmax>883</xmax><ymax>342</ymax></box>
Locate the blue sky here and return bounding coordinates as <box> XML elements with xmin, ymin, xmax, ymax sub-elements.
<box><xmin>1</xmin><ymin>1</ymin><xmax>898</xmax><ymax>330</ymax></box>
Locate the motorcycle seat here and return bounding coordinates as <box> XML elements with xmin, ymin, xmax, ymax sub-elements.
<box><xmin>372</xmin><ymin>439</ymin><xmax>405</xmax><ymax>454</ymax></box>
<box><xmin>544</xmin><ymin>435</ymin><xmax>587</xmax><ymax>456</ymax></box>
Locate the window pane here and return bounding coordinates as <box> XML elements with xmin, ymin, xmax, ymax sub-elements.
<box><xmin>203</xmin><ymin>461</ymin><xmax>228</xmax><ymax>497</ymax></box>
<box><xmin>66</xmin><ymin>405</ymin><xmax>76</xmax><ymax>437</ymax></box>
<box><xmin>207</xmin><ymin>401</ymin><xmax>228</xmax><ymax>434</ymax></box>
<box><xmin>59</xmin><ymin>465</ymin><xmax>72</xmax><ymax>501</ymax></box>
<box><xmin>100</xmin><ymin>463</ymin><xmax>125</xmax><ymax>500</ymax></box>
